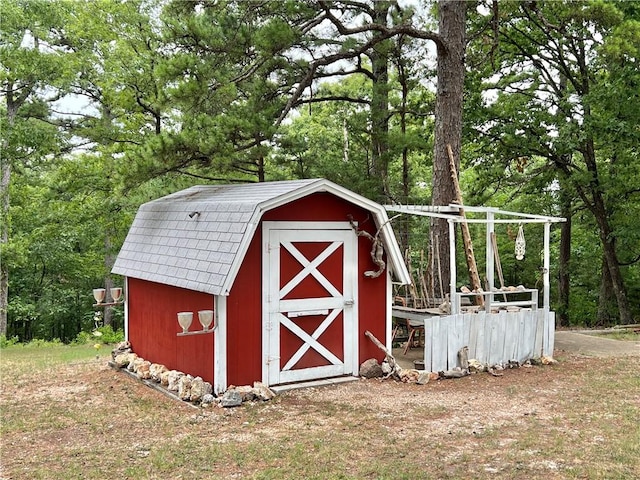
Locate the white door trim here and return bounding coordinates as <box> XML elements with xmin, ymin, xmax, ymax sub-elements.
<box><xmin>262</xmin><ymin>221</ymin><xmax>358</xmax><ymax>386</ymax></box>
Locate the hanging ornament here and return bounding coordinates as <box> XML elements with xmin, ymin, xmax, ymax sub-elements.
<box><xmin>515</xmin><ymin>224</ymin><xmax>526</xmax><ymax>260</ymax></box>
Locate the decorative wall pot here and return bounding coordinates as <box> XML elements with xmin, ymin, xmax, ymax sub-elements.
<box><xmin>177</xmin><ymin>312</ymin><xmax>194</xmax><ymax>333</ymax></box>
<box><xmin>198</xmin><ymin>310</ymin><xmax>214</xmax><ymax>331</ymax></box>
<box><xmin>110</xmin><ymin>287</ymin><xmax>123</xmax><ymax>302</ymax></box>
<box><xmin>93</xmin><ymin>288</ymin><xmax>106</xmax><ymax>304</ymax></box>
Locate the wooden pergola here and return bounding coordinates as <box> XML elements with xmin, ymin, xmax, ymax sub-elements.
<box><xmin>385</xmin><ymin>203</ymin><xmax>566</xmax><ymax>370</ymax></box>
<box><xmin>385</xmin><ymin>204</ymin><xmax>566</xmax><ymax>315</ymax></box>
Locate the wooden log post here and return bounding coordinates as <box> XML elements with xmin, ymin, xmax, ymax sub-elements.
<box><xmin>364</xmin><ymin>330</ymin><xmax>402</xmax><ymax>377</ymax></box>
<box><xmin>447</xmin><ymin>144</ymin><xmax>483</xmax><ymax>306</ymax></box>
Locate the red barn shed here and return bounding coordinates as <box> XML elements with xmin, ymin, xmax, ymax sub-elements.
<box><xmin>112</xmin><ymin>179</ymin><xmax>410</xmax><ymax>393</ymax></box>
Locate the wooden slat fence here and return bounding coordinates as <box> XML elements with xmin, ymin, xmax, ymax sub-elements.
<box><xmin>423</xmin><ymin>309</ymin><xmax>555</xmax><ymax>372</ymax></box>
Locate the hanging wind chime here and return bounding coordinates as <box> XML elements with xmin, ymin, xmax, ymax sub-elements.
<box><xmin>515</xmin><ymin>223</ymin><xmax>526</xmax><ymax>260</ymax></box>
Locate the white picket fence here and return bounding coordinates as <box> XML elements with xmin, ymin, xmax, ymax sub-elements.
<box><xmin>423</xmin><ymin>309</ymin><xmax>555</xmax><ymax>372</ymax></box>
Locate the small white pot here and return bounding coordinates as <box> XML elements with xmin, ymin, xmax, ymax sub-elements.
<box><xmin>177</xmin><ymin>312</ymin><xmax>193</xmax><ymax>333</ymax></box>
<box><xmin>198</xmin><ymin>310</ymin><xmax>214</xmax><ymax>331</ymax></box>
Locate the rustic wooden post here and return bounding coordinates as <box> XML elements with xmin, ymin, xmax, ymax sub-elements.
<box><xmin>447</xmin><ymin>144</ymin><xmax>483</xmax><ymax>306</ymax></box>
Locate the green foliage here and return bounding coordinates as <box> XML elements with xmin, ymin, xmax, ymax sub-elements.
<box><xmin>20</xmin><ymin>338</ymin><xmax>64</xmax><ymax>348</ymax></box>
<box><xmin>6</xmin><ymin>153</ymin><xmax>130</xmax><ymax>341</ymax></box>
<box><xmin>271</xmin><ymin>69</ymin><xmax>434</xmax><ymax>205</ymax></box>
<box><xmin>465</xmin><ymin>0</ymin><xmax>640</xmax><ymax>324</ymax></box>
<box><xmin>0</xmin><ymin>334</ymin><xmax>20</xmax><ymax>348</ymax></box>
<box><xmin>3</xmin><ymin>0</ymin><xmax>639</xmax><ymax>337</ymax></box>
<box><xmin>74</xmin><ymin>325</ymin><xmax>124</xmax><ymax>346</ymax></box>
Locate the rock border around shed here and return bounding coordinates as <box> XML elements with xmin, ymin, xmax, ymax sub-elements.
<box><xmin>110</xmin><ymin>342</ymin><xmax>275</xmax><ymax>408</ymax></box>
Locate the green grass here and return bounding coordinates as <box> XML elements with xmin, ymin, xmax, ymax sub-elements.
<box><xmin>596</xmin><ymin>330</ymin><xmax>640</xmax><ymax>342</ymax></box>
<box><xmin>0</xmin><ymin>342</ymin><xmax>111</xmax><ymax>375</ymax></box>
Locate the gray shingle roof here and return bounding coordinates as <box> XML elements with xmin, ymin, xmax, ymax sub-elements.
<box><xmin>112</xmin><ymin>179</ymin><xmax>409</xmax><ymax>295</ymax></box>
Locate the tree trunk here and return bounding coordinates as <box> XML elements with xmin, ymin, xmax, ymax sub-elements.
<box><xmin>0</xmin><ymin>84</ymin><xmax>23</xmax><ymax>337</ymax></box>
<box><xmin>431</xmin><ymin>0</ymin><xmax>466</xmax><ymax>293</ymax></box>
<box><xmin>593</xmin><ymin>201</ymin><xmax>632</xmax><ymax>324</ymax></box>
<box><xmin>397</xmin><ymin>41</ymin><xmax>410</xmax><ymax>251</ymax></box>
<box><xmin>0</xmin><ymin>159</ymin><xmax>9</xmax><ymax>337</ymax></box>
<box><xmin>255</xmin><ymin>133</ymin><xmax>265</xmax><ymax>182</ymax></box>
<box><xmin>370</xmin><ymin>0</ymin><xmax>391</xmax><ymax>201</ymax></box>
<box><xmin>597</xmin><ymin>256</ymin><xmax>617</xmax><ymax>326</ymax></box>
<box><xmin>557</xmin><ymin>180</ymin><xmax>572</xmax><ymax>327</ymax></box>
<box><xmin>579</xmin><ymin>139</ymin><xmax>632</xmax><ymax>324</ymax></box>
<box><xmin>103</xmin><ymin>234</ymin><xmax>115</xmax><ymax>328</ymax></box>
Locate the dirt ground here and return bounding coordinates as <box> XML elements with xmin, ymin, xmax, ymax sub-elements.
<box><xmin>1</xmin><ymin>335</ymin><xmax>639</xmax><ymax>479</ymax></box>
<box><xmin>554</xmin><ymin>330</ymin><xmax>640</xmax><ymax>357</ymax></box>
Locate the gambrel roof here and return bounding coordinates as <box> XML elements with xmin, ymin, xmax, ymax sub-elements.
<box><xmin>112</xmin><ymin>179</ymin><xmax>410</xmax><ymax>295</ymax></box>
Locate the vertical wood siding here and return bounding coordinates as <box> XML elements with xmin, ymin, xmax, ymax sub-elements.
<box><xmin>127</xmin><ymin>278</ymin><xmax>215</xmax><ymax>383</ymax></box>
<box><xmin>225</xmin><ymin>231</ymin><xmax>263</xmax><ymax>386</ymax></box>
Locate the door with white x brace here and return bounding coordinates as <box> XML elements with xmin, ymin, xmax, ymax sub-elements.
<box><xmin>263</xmin><ymin>221</ymin><xmax>358</xmax><ymax>385</ymax></box>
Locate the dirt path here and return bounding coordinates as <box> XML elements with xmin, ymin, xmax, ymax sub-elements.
<box><xmin>554</xmin><ymin>330</ymin><xmax>640</xmax><ymax>357</ymax></box>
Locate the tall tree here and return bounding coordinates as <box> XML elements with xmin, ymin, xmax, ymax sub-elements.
<box><xmin>467</xmin><ymin>0</ymin><xmax>639</xmax><ymax>323</ymax></box>
<box><xmin>369</xmin><ymin>0</ymin><xmax>393</xmax><ymax>198</ymax></box>
<box><xmin>290</xmin><ymin>1</ymin><xmax>467</xmax><ymax>290</ymax></box>
<box><xmin>156</xmin><ymin>0</ymin><xmax>469</xmax><ymax>290</ymax></box>
<box><xmin>430</xmin><ymin>0</ymin><xmax>467</xmax><ymax>293</ymax></box>
<box><xmin>124</xmin><ymin>0</ymin><xmax>320</xmax><ymax>184</ymax></box>
<box><xmin>0</xmin><ymin>0</ymin><xmax>74</xmax><ymax>336</ymax></box>
<box><xmin>54</xmin><ymin>0</ymin><xmax>166</xmax><ymax>326</ymax></box>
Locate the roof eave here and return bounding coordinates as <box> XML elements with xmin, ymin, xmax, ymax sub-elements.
<box><xmin>218</xmin><ymin>179</ymin><xmax>410</xmax><ymax>295</ymax></box>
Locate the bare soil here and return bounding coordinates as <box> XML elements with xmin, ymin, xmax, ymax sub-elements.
<box><xmin>1</xmin><ymin>345</ymin><xmax>639</xmax><ymax>479</ymax></box>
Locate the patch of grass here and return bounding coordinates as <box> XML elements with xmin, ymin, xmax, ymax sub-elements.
<box><xmin>596</xmin><ymin>330</ymin><xmax>640</xmax><ymax>341</ymax></box>
<box><xmin>0</xmin><ymin>343</ymin><xmax>110</xmax><ymax>376</ymax></box>
<box><xmin>412</xmin><ymin>403</ymin><xmax>449</xmax><ymax>418</ymax></box>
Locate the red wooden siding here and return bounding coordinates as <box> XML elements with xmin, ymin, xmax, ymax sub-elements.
<box><xmin>225</xmin><ymin>231</ymin><xmax>263</xmax><ymax>387</ymax></box>
<box><xmin>356</xmin><ymin>243</ymin><xmax>387</xmax><ymax>365</ymax></box>
<box><xmin>127</xmin><ymin>278</ymin><xmax>215</xmax><ymax>383</ymax></box>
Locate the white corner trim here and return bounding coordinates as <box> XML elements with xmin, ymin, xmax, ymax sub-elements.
<box><xmin>385</xmin><ymin>270</ymin><xmax>392</xmax><ymax>352</ymax></box>
<box><xmin>214</xmin><ymin>295</ymin><xmax>227</xmax><ymax>394</ymax></box>
<box><xmin>124</xmin><ymin>277</ymin><xmax>129</xmax><ymax>341</ymax></box>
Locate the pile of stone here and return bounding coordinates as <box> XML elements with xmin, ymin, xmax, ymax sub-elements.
<box><xmin>217</xmin><ymin>383</ymin><xmax>276</xmax><ymax>408</ymax></box>
<box><xmin>110</xmin><ymin>342</ymin><xmax>275</xmax><ymax>408</ymax></box>
<box><xmin>357</xmin><ymin>353</ymin><xmax>556</xmax><ymax>384</ymax></box>
<box><xmin>358</xmin><ymin>358</ymin><xmax>438</xmax><ymax>385</ymax></box>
